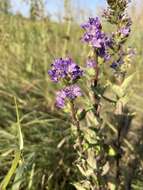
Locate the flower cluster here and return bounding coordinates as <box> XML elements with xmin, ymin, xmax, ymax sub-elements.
<box><xmin>48</xmin><ymin>57</ymin><xmax>83</xmax><ymax>83</ymax></box>
<box><xmin>116</xmin><ymin>16</ymin><xmax>131</xmax><ymax>39</ymax></box>
<box><xmin>56</xmin><ymin>85</ymin><xmax>82</xmax><ymax>108</ymax></box>
<box><xmin>81</xmin><ymin>17</ymin><xmax>112</xmax><ymax>60</ymax></box>
<box><xmin>111</xmin><ymin>48</ymin><xmax>136</xmax><ymax>70</ymax></box>
<box><xmin>48</xmin><ymin>57</ymin><xmax>83</xmax><ymax>108</ymax></box>
<box><xmin>101</xmin><ymin>0</ymin><xmax>132</xmax><ymax>71</ymax></box>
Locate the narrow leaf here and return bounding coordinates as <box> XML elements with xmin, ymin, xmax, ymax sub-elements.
<box><xmin>14</xmin><ymin>96</ymin><xmax>23</xmax><ymax>151</ymax></box>
<box><xmin>121</xmin><ymin>73</ymin><xmax>136</xmax><ymax>92</ymax></box>
<box><xmin>0</xmin><ymin>151</ymin><xmax>21</xmax><ymax>190</ymax></box>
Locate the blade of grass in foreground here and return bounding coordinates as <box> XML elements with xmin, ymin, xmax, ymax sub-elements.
<box><xmin>14</xmin><ymin>96</ymin><xmax>23</xmax><ymax>151</ymax></box>
<box><xmin>0</xmin><ymin>97</ymin><xmax>23</xmax><ymax>190</ymax></box>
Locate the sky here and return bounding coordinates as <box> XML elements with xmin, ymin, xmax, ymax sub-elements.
<box><xmin>10</xmin><ymin>0</ymin><xmax>106</xmax><ymax>19</ymax></box>
<box><xmin>10</xmin><ymin>0</ymin><xmax>140</xmax><ymax>21</ymax></box>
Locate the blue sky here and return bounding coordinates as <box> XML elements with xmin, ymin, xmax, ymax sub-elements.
<box><xmin>10</xmin><ymin>0</ymin><xmax>106</xmax><ymax>19</ymax></box>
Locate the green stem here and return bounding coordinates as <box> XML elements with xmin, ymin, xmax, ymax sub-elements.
<box><xmin>93</xmin><ymin>49</ymin><xmax>99</xmax><ymax>87</ymax></box>
<box><xmin>115</xmin><ymin>100</ymin><xmax>123</xmax><ymax>189</ymax></box>
<box><xmin>70</xmin><ymin>101</ymin><xmax>82</xmax><ymax>151</ymax></box>
<box><xmin>0</xmin><ymin>150</ymin><xmax>21</xmax><ymax>190</ymax></box>
<box><xmin>91</xmin><ymin>49</ymin><xmax>100</xmax><ymax>116</ymax></box>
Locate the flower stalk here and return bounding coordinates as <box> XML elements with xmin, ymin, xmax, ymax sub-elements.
<box><xmin>70</xmin><ymin>101</ymin><xmax>82</xmax><ymax>151</ymax></box>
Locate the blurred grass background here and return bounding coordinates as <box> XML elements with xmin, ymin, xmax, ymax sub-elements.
<box><xmin>0</xmin><ymin>0</ymin><xmax>143</xmax><ymax>189</ymax></box>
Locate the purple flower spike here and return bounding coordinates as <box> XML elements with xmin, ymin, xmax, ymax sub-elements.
<box><xmin>48</xmin><ymin>57</ymin><xmax>83</xmax><ymax>83</ymax></box>
<box><xmin>81</xmin><ymin>17</ymin><xmax>102</xmax><ymax>30</ymax></box>
<box><xmin>55</xmin><ymin>85</ymin><xmax>82</xmax><ymax>108</ymax></box>
<box><xmin>81</xmin><ymin>17</ymin><xmax>112</xmax><ymax>60</ymax></box>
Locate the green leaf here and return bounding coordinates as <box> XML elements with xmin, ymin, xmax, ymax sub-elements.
<box><xmin>108</xmin><ymin>147</ymin><xmax>116</xmax><ymax>156</ymax></box>
<box><xmin>121</xmin><ymin>73</ymin><xmax>136</xmax><ymax>92</ymax></box>
<box><xmin>106</xmin><ymin>120</ymin><xmax>118</xmax><ymax>135</ymax></box>
<box><xmin>108</xmin><ymin>182</ymin><xmax>116</xmax><ymax>190</ymax></box>
<box><xmin>87</xmin><ymin>149</ymin><xmax>97</xmax><ymax>170</ymax></box>
<box><xmin>57</xmin><ymin>137</ymin><xmax>66</xmax><ymax>149</ymax></box>
<box><xmin>95</xmin><ymin>145</ymin><xmax>100</xmax><ymax>154</ymax></box>
<box><xmin>14</xmin><ymin>96</ymin><xmax>23</xmax><ymax>151</ymax></box>
<box><xmin>124</xmin><ymin>139</ymin><xmax>134</xmax><ymax>151</ymax></box>
<box><xmin>109</xmin><ymin>82</ymin><xmax>124</xmax><ymax>98</ymax></box>
<box><xmin>0</xmin><ymin>151</ymin><xmax>21</xmax><ymax>190</ymax></box>
<box><xmin>101</xmin><ymin>162</ymin><xmax>110</xmax><ymax>176</ymax></box>
<box><xmin>28</xmin><ymin>163</ymin><xmax>35</xmax><ymax>190</ymax></box>
<box><xmin>77</xmin><ymin>109</ymin><xmax>87</xmax><ymax>121</ymax></box>
<box><xmin>77</xmin><ymin>165</ymin><xmax>93</xmax><ymax>177</ymax></box>
<box><xmin>119</xmin><ymin>93</ymin><xmax>132</xmax><ymax>105</ymax></box>
<box><xmin>86</xmin><ymin>67</ymin><xmax>96</xmax><ymax>76</ymax></box>
<box><xmin>112</xmin><ymin>85</ymin><xmax>124</xmax><ymax>98</ymax></box>
<box><xmin>76</xmin><ymin>165</ymin><xmax>87</xmax><ymax>177</ymax></box>
<box><xmin>11</xmin><ymin>161</ymin><xmax>25</xmax><ymax>190</ymax></box>
<box><xmin>83</xmin><ymin>128</ymin><xmax>97</xmax><ymax>144</ymax></box>
<box><xmin>73</xmin><ymin>182</ymin><xmax>87</xmax><ymax>190</ymax></box>
<box><xmin>0</xmin><ymin>130</ymin><xmax>15</xmax><ymax>140</ymax></box>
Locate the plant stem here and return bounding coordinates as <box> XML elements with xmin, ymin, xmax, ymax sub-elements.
<box><xmin>91</xmin><ymin>49</ymin><xmax>100</xmax><ymax>116</ymax></box>
<box><xmin>116</xmin><ymin>125</ymin><xmax>121</xmax><ymax>188</ymax></box>
<box><xmin>93</xmin><ymin>49</ymin><xmax>99</xmax><ymax>87</ymax></box>
<box><xmin>115</xmin><ymin>100</ymin><xmax>123</xmax><ymax>189</ymax></box>
<box><xmin>70</xmin><ymin>101</ymin><xmax>82</xmax><ymax>151</ymax></box>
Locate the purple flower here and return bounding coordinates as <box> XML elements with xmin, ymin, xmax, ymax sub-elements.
<box><xmin>48</xmin><ymin>58</ymin><xmax>83</xmax><ymax>83</ymax></box>
<box><xmin>65</xmin><ymin>85</ymin><xmax>82</xmax><ymax>99</ymax></box>
<box><xmin>81</xmin><ymin>17</ymin><xmax>102</xmax><ymax>31</ymax></box>
<box><xmin>119</xmin><ymin>27</ymin><xmax>130</xmax><ymax>37</ymax></box>
<box><xmin>81</xmin><ymin>17</ymin><xmax>105</xmax><ymax>49</ymax></box>
<box><xmin>86</xmin><ymin>58</ymin><xmax>97</xmax><ymax>68</ymax></box>
<box><xmin>104</xmin><ymin>54</ymin><xmax>111</xmax><ymax>61</ymax></box>
<box><xmin>81</xmin><ymin>17</ymin><xmax>112</xmax><ymax>60</ymax></box>
<box><xmin>81</xmin><ymin>33</ymin><xmax>92</xmax><ymax>43</ymax></box>
<box><xmin>56</xmin><ymin>85</ymin><xmax>82</xmax><ymax>108</ymax></box>
<box><xmin>56</xmin><ymin>89</ymin><xmax>66</xmax><ymax>108</ymax></box>
<box><xmin>110</xmin><ymin>62</ymin><xmax>118</xmax><ymax>69</ymax></box>
<box><xmin>110</xmin><ymin>59</ymin><xmax>124</xmax><ymax>69</ymax></box>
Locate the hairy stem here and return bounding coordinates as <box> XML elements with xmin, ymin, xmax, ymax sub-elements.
<box><xmin>93</xmin><ymin>50</ymin><xmax>99</xmax><ymax>86</ymax></box>
<box><xmin>90</xmin><ymin>50</ymin><xmax>100</xmax><ymax>116</ymax></box>
<box><xmin>92</xmin><ymin>50</ymin><xmax>104</xmax><ymax>190</ymax></box>
<box><xmin>70</xmin><ymin>101</ymin><xmax>82</xmax><ymax>151</ymax></box>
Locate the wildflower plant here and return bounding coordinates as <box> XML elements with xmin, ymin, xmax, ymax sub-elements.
<box><xmin>48</xmin><ymin>0</ymin><xmax>136</xmax><ymax>189</ymax></box>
